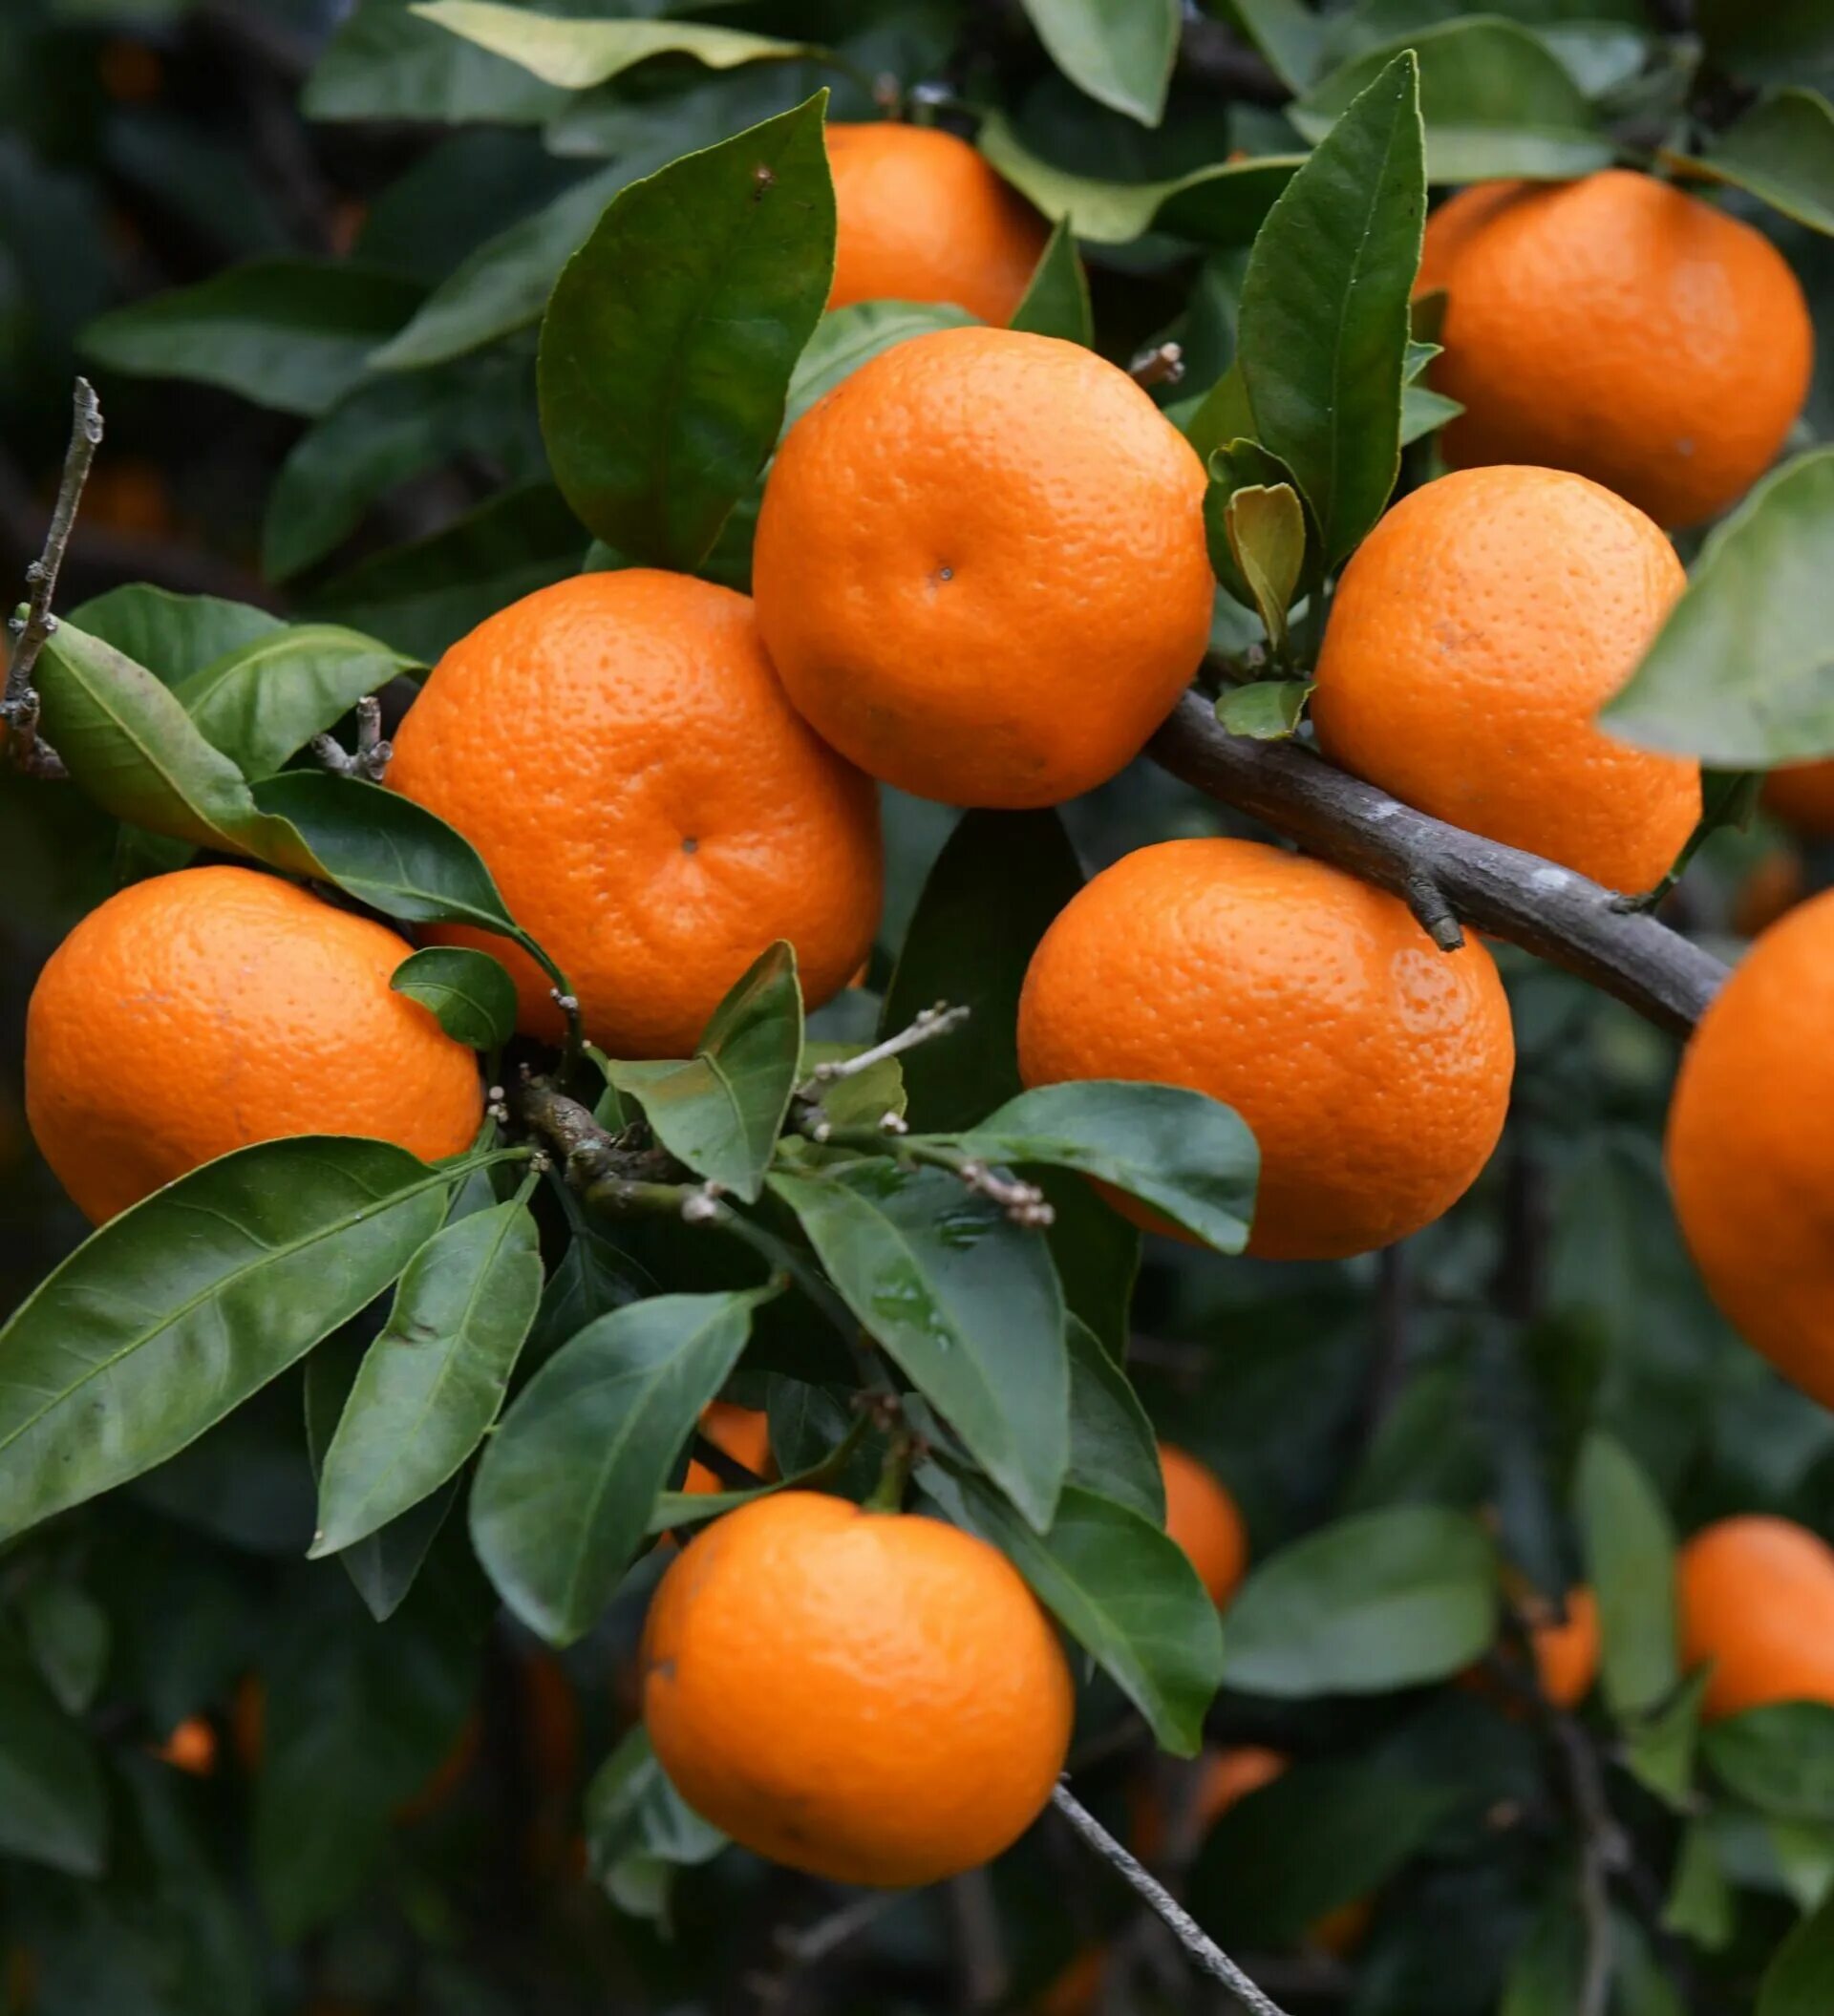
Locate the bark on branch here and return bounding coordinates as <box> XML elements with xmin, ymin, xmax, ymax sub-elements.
<box><xmin>1148</xmin><ymin>690</ymin><xmax>1729</xmax><ymax>1036</ymax></box>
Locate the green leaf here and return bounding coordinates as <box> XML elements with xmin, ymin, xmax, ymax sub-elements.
<box><xmin>605</xmin><ymin>944</ymin><xmax>803</xmax><ymax>1204</ymax></box>
<box><xmin>1223</xmin><ymin>1505</ymin><xmax>1497</xmax><ymax>1697</ymax></box>
<box><xmin>1759</xmin><ymin>1883</ymin><xmax>1834</xmax><ymax>2014</ymax></box>
<box><xmin>880</xmin><ymin>807</ymin><xmax>1083</xmax><ymax>1132</ymax></box>
<box><xmin>1237</xmin><ymin>51</ymin><xmax>1425</xmax><ymax>564</ymax></box>
<box><xmin>21</xmin><ymin>1582</ymin><xmax>110</xmax><ymax>1717</ymax></box>
<box><xmin>68</xmin><ymin>584</ymin><xmax>282</xmax><ymax>682</ymax></box>
<box><xmin>0</xmin><ymin>1138</ymin><xmax>453</xmax><ymax>1543</ymax></box>
<box><xmin>585</xmin><ymin>1724</ymin><xmax>727</xmax><ymax>1919</ymax></box>
<box><xmin>538</xmin><ymin>92</ymin><xmax>834</xmax><ymax>569</ymax></box>
<box><xmin>1574</xmin><ymin>1430</ymin><xmax>1679</xmax><ymax>1721</ymax></box>
<box><xmin>920</xmin><ymin>1460</ymin><xmax>1221</xmax><ymax>1754</ymax></box>
<box><xmin>976</xmin><ymin>112</ymin><xmax>1303</xmax><ymax>246</ymax></box>
<box><xmin>1501</xmin><ymin>1892</ymin><xmax>1586</xmax><ymax>2016</ymax></box>
<box><xmin>1705</xmin><ymin>1706</ymin><xmax>1834</xmax><ymax>1823</ymax></box>
<box><xmin>1216</xmin><ymin>679</ymin><xmax>1314</xmax><ymax>739</ymax></box>
<box><xmin>1231</xmin><ymin>0</ymin><xmax>1331</xmax><ymax>91</ymax></box>
<box><xmin>304</xmin><ymin>0</ymin><xmax>568</xmax><ymax>122</ymax></box>
<box><xmin>1184</xmin><ymin>363</ymin><xmax>1256</xmax><ymax>465</ymax></box>
<box><xmin>170</xmin><ymin>624</ymin><xmax>417</xmax><ymax>781</ymax></box>
<box><xmin>1400</xmin><ymin>378</ymin><xmax>1463</xmax><ymax>445</ymax></box>
<box><xmin>312</xmin><ymin>1199</ymin><xmax>544</xmax><ymax>1556</ymax></box>
<box><xmin>470</xmin><ymin>1288</ymin><xmax>771</xmax><ymax>1643</ymax></box>
<box><xmin>1016</xmin><ymin>0</ymin><xmax>1181</xmax><ymax>126</ymax></box>
<box><xmin>770</xmin><ymin>1161</ymin><xmax>1069</xmax><ymax>1530</ymax></box>
<box><xmin>0</xmin><ymin>1627</ymin><xmax>107</xmax><ymax>1876</ymax></box>
<box><xmin>1065</xmin><ymin>1315</ymin><xmax>1163</xmax><ymax>1524</ymax></box>
<box><xmin>1688</xmin><ymin>89</ymin><xmax>1834</xmax><ymax>236</ymax></box>
<box><xmin>1696</xmin><ymin>0</ymin><xmax>1834</xmax><ymax>86</ymax></box>
<box><xmin>1293</xmin><ymin>20</ymin><xmax>1613</xmax><ymax>183</ymax></box>
<box><xmin>1604</xmin><ymin>448</ymin><xmax>1834</xmax><ymax>766</ymax></box>
<box><xmin>1040</xmin><ymin>1170</ymin><xmax>1140</xmax><ymax>1360</ymax></box>
<box><xmin>1624</xmin><ymin>1667</ymin><xmax>1711</xmax><ymax>1810</ymax></box>
<box><xmin>1008</xmin><ymin>215</ymin><xmax>1093</xmax><ymax>345</ymax></box>
<box><xmin>392</xmin><ymin>946</ymin><xmax>520</xmax><ymax>1051</ymax></box>
<box><xmin>412</xmin><ymin>1</ymin><xmax>815</xmax><ymax>89</ymax></box>
<box><xmin>786</xmin><ymin>301</ymin><xmax>978</xmax><ymax>427</ymax></box>
<box><xmin>934</xmin><ymin>1079</ymin><xmax>1258</xmax><ymax>1254</ymax></box>
<box><xmin>1664</xmin><ymin>1815</ymin><xmax>1735</xmax><ymax>1949</ymax></box>
<box><xmin>81</xmin><ymin>259</ymin><xmax>423</xmax><ymax>417</ymax></box>
<box><xmin>1223</xmin><ymin>482</ymin><xmax>1307</xmax><ymax>653</ymax></box>
<box><xmin>526</xmin><ymin>1221</ymin><xmax>647</xmax><ymax>1367</ymax></box>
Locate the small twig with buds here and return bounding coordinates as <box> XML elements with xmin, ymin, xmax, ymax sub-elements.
<box><xmin>309</xmin><ymin>694</ymin><xmax>392</xmax><ymax>781</ymax></box>
<box><xmin>795</xmin><ymin>1115</ymin><xmax>1055</xmax><ymax>1228</ymax></box>
<box><xmin>797</xmin><ymin>1003</ymin><xmax>970</xmax><ymax>1104</ymax></box>
<box><xmin>4</xmin><ymin>378</ymin><xmax>103</xmax><ymax>779</ymax></box>
<box><xmin>1129</xmin><ymin>342</ymin><xmax>1185</xmax><ymax>391</ymax></box>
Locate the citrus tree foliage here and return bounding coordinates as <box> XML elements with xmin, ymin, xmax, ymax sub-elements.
<box><xmin>0</xmin><ymin>1</ymin><xmax>1832</xmax><ymax>2012</ymax></box>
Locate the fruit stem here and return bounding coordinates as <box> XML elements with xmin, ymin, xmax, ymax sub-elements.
<box><xmin>864</xmin><ymin>1430</ymin><xmax>916</xmax><ymax>1513</ymax></box>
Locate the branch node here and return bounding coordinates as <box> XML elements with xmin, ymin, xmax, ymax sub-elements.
<box><xmin>1129</xmin><ymin>341</ymin><xmax>1185</xmax><ymax>390</ymax></box>
<box><xmin>1403</xmin><ymin>868</ymin><xmax>1465</xmax><ymax>951</ymax></box>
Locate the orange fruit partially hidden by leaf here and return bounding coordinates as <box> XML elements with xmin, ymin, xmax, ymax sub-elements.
<box><xmin>1732</xmin><ymin>848</ymin><xmax>1805</xmax><ymax>940</ymax></box>
<box><xmin>1420</xmin><ymin>169</ymin><xmax>1812</xmax><ymax>527</ymax></box>
<box><xmin>1159</xmin><ymin>1444</ymin><xmax>1248</xmax><ymax>1606</ymax></box>
<box><xmin>1765</xmin><ymin>760</ymin><xmax>1834</xmax><ymax>838</ymax></box>
<box><xmin>25</xmin><ymin>866</ymin><xmax>482</xmax><ymax>1224</ymax></box>
<box><xmin>700</xmin><ymin>1400</ymin><xmax>775</xmax><ymax>1479</ymax></box>
<box><xmin>387</xmin><ymin>570</ymin><xmax>882</xmax><ymax>1058</ymax></box>
<box><xmin>1527</xmin><ymin>1587</ymin><xmax>1600</xmax><ymax>1709</ymax></box>
<box><xmin>151</xmin><ymin>1715</ymin><xmax>218</xmax><ymax>1776</ymax></box>
<box><xmin>642</xmin><ymin>1491</ymin><xmax>1074</xmax><ymax>1886</ymax></box>
<box><xmin>1017</xmin><ymin>839</ymin><xmax>1514</xmax><ymax>1261</ymax></box>
<box><xmin>1666</xmin><ymin>889</ymin><xmax>1834</xmax><ymax>1407</ymax></box>
<box><xmin>1313</xmin><ymin>465</ymin><xmax>1697</xmax><ymax>895</ymax></box>
<box><xmin>827</xmin><ymin>122</ymin><xmax>1048</xmax><ymax>325</ymax></box>
<box><xmin>754</xmin><ymin>327</ymin><xmax>1213</xmax><ymax>809</ymax></box>
<box><xmin>1679</xmin><ymin>1517</ymin><xmax>1834</xmax><ymax>1721</ymax></box>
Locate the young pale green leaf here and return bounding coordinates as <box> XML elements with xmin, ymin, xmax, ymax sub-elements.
<box><xmin>1204</xmin><ymin>436</ymin><xmax>1312</xmax><ymax>606</ymax></box>
<box><xmin>1238</xmin><ymin>50</ymin><xmax>1425</xmax><ymax>564</ymax></box>
<box><xmin>0</xmin><ymin>1629</ymin><xmax>107</xmax><ymax>1877</ymax></box>
<box><xmin>312</xmin><ymin>1200</ymin><xmax>544</xmax><ymax>1557</ymax></box>
<box><xmin>976</xmin><ymin>113</ymin><xmax>1302</xmax><ymax>246</ymax></box>
<box><xmin>1704</xmin><ymin>1705</ymin><xmax>1834</xmax><ymax>1822</ymax></box>
<box><xmin>1759</xmin><ymin>1884</ymin><xmax>1834</xmax><ymax>2015</ymax></box>
<box><xmin>1016</xmin><ymin>0</ymin><xmax>1180</xmax><ymax>126</ymax></box>
<box><xmin>81</xmin><ymin>258</ymin><xmax>423</xmax><ymax>417</ymax></box>
<box><xmin>1223</xmin><ymin>1505</ymin><xmax>1497</xmax><ymax>1696</ymax></box>
<box><xmin>1223</xmin><ymin>483</ymin><xmax>1307</xmax><ymax>655</ymax></box>
<box><xmin>769</xmin><ymin>1161</ymin><xmax>1069</xmax><ymax>1530</ymax></box>
<box><xmin>1008</xmin><ymin>215</ymin><xmax>1094</xmax><ymax>345</ymax></box>
<box><xmin>471</xmin><ymin>1288</ymin><xmax>771</xmax><ymax>1644</ymax></box>
<box><xmin>68</xmin><ymin>584</ymin><xmax>282</xmax><ymax>683</ymax></box>
<box><xmin>21</xmin><ymin>1583</ymin><xmax>110</xmax><ymax>1719</ymax></box>
<box><xmin>586</xmin><ymin>1724</ymin><xmax>728</xmax><ymax>1919</ymax></box>
<box><xmin>1293</xmin><ymin>20</ymin><xmax>1613</xmax><ymax>182</ymax></box>
<box><xmin>1574</xmin><ymin>1429</ymin><xmax>1679</xmax><ymax>1721</ymax></box>
<box><xmin>921</xmin><ymin>1461</ymin><xmax>1220</xmax><ymax>1753</ymax></box>
<box><xmin>1065</xmin><ymin>1316</ymin><xmax>1163</xmax><ymax>1523</ymax></box>
<box><xmin>880</xmin><ymin>807</ymin><xmax>1082</xmax><ymax>1132</ymax></box>
<box><xmin>412</xmin><ymin>1</ymin><xmax>815</xmax><ymax>90</ymax></box>
<box><xmin>0</xmin><ymin>1138</ymin><xmax>455</xmax><ymax>1544</ymax></box>
<box><xmin>392</xmin><ymin>945</ymin><xmax>520</xmax><ymax>1051</ymax></box>
<box><xmin>171</xmin><ymin>624</ymin><xmax>418</xmax><ymax>780</ymax></box>
<box><xmin>605</xmin><ymin>944</ymin><xmax>803</xmax><ymax>1203</ymax></box>
<box><xmin>304</xmin><ymin>0</ymin><xmax>567</xmax><ymax>122</ymax></box>
<box><xmin>1215</xmin><ymin>679</ymin><xmax>1314</xmax><ymax>740</ymax></box>
<box><xmin>934</xmin><ymin>1079</ymin><xmax>1258</xmax><ymax>1255</ymax></box>
<box><xmin>1603</xmin><ymin>449</ymin><xmax>1834</xmax><ymax>766</ymax></box>
<box><xmin>538</xmin><ymin>93</ymin><xmax>834</xmax><ymax>568</ymax></box>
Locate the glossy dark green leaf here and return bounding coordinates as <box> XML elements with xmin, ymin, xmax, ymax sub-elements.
<box><xmin>313</xmin><ymin>1200</ymin><xmax>543</xmax><ymax>1556</ymax></box>
<box><xmin>68</xmin><ymin>584</ymin><xmax>282</xmax><ymax>683</ymax></box>
<box><xmin>1040</xmin><ymin>1170</ymin><xmax>1139</xmax><ymax>1359</ymax></box>
<box><xmin>471</xmin><ymin>1288</ymin><xmax>770</xmax><ymax>1643</ymax></box>
<box><xmin>21</xmin><ymin>1582</ymin><xmax>110</xmax><ymax>1718</ymax></box>
<box><xmin>304</xmin><ymin>0</ymin><xmax>568</xmax><ymax>122</ymax></box>
<box><xmin>1574</xmin><ymin>1430</ymin><xmax>1678</xmax><ymax>1721</ymax></box>
<box><xmin>0</xmin><ymin>1627</ymin><xmax>107</xmax><ymax>1876</ymax></box>
<box><xmin>1184</xmin><ymin>363</ymin><xmax>1255</xmax><ymax>465</ymax></box>
<box><xmin>412</xmin><ymin>1</ymin><xmax>814</xmax><ymax>88</ymax></box>
<box><xmin>1604</xmin><ymin>449</ymin><xmax>1834</xmax><ymax>766</ymax></box>
<box><xmin>920</xmin><ymin>1460</ymin><xmax>1221</xmax><ymax>1754</ymax></box>
<box><xmin>1238</xmin><ymin>51</ymin><xmax>1425</xmax><ymax>564</ymax></box>
<box><xmin>880</xmin><ymin>807</ymin><xmax>1083</xmax><ymax>1131</ymax></box>
<box><xmin>1065</xmin><ymin>1316</ymin><xmax>1162</xmax><ymax>1523</ymax></box>
<box><xmin>1664</xmin><ymin>1815</ymin><xmax>1735</xmax><ymax>1949</ymax></box>
<box><xmin>1216</xmin><ymin>679</ymin><xmax>1313</xmax><ymax>739</ymax></box>
<box><xmin>769</xmin><ymin>1161</ymin><xmax>1068</xmax><ymax>1530</ymax></box>
<box><xmin>935</xmin><ymin>1080</ymin><xmax>1258</xmax><ymax>1254</ymax></box>
<box><xmin>1704</xmin><ymin>1706</ymin><xmax>1834</xmax><ymax>1822</ymax></box>
<box><xmin>538</xmin><ymin>93</ymin><xmax>834</xmax><ymax>567</ymax></box>
<box><xmin>1500</xmin><ymin>1891</ymin><xmax>1586</xmax><ymax>2016</ymax></box>
<box><xmin>1016</xmin><ymin>0</ymin><xmax>1180</xmax><ymax>125</ymax></box>
<box><xmin>585</xmin><ymin>1724</ymin><xmax>727</xmax><ymax>1919</ymax></box>
<box><xmin>527</xmin><ymin>1219</ymin><xmax>650</xmax><ymax>1367</ymax></box>
<box><xmin>81</xmin><ymin>259</ymin><xmax>423</xmax><ymax>417</ymax></box>
<box><xmin>1293</xmin><ymin>20</ymin><xmax>1613</xmax><ymax>183</ymax></box>
<box><xmin>605</xmin><ymin>943</ymin><xmax>803</xmax><ymax>1203</ymax></box>
<box><xmin>1009</xmin><ymin>215</ymin><xmax>1093</xmax><ymax>344</ymax></box>
<box><xmin>1224</xmin><ymin>1505</ymin><xmax>1497</xmax><ymax>1696</ymax></box>
<box><xmin>1623</xmin><ymin>1666</ymin><xmax>1710</xmax><ymax>1811</ymax></box>
<box><xmin>1231</xmin><ymin>0</ymin><xmax>1330</xmax><ymax>90</ymax></box>
<box><xmin>0</xmin><ymin>1137</ymin><xmax>453</xmax><ymax>1542</ymax></box>
<box><xmin>1759</xmin><ymin>1884</ymin><xmax>1834</xmax><ymax>2015</ymax></box>
<box><xmin>392</xmin><ymin>945</ymin><xmax>520</xmax><ymax>1051</ymax></box>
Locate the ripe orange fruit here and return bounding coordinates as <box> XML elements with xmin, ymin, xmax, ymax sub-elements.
<box><xmin>1678</xmin><ymin>1517</ymin><xmax>1834</xmax><ymax>1720</ymax></box>
<box><xmin>753</xmin><ymin>327</ymin><xmax>1213</xmax><ymax>808</ymax></box>
<box><xmin>1159</xmin><ymin>1444</ymin><xmax>1248</xmax><ymax>1606</ymax></box>
<box><xmin>150</xmin><ymin>1715</ymin><xmax>218</xmax><ymax>1776</ymax></box>
<box><xmin>1732</xmin><ymin>847</ymin><xmax>1805</xmax><ymax>939</ymax></box>
<box><xmin>1312</xmin><ymin>465</ymin><xmax>1697</xmax><ymax>894</ymax></box>
<box><xmin>827</xmin><ymin>122</ymin><xmax>1048</xmax><ymax>324</ymax></box>
<box><xmin>1527</xmin><ymin>1587</ymin><xmax>1600</xmax><ymax>1709</ymax></box>
<box><xmin>25</xmin><ymin>866</ymin><xmax>482</xmax><ymax>1224</ymax></box>
<box><xmin>700</xmin><ymin>1400</ymin><xmax>774</xmax><ymax>1478</ymax></box>
<box><xmin>1666</xmin><ymin>889</ymin><xmax>1834</xmax><ymax>1406</ymax></box>
<box><xmin>642</xmin><ymin>1492</ymin><xmax>1074</xmax><ymax>1885</ymax></box>
<box><xmin>387</xmin><ymin>570</ymin><xmax>882</xmax><ymax>1058</ymax></box>
<box><xmin>1016</xmin><ymin>839</ymin><xmax>1514</xmax><ymax>1261</ymax></box>
<box><xmin>1419</xmin><ymin>170</ymin><xmax>1812</xmax><ymax>527</ymax></box>
<box><xmin>1764</xmin><ymin>759</ymin><xmax>1834</xmax><ymax>838</ymax></box>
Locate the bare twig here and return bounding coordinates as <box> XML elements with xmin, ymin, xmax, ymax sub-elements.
<box><xmin>948</xmin><ymin>1868</ymin><xmax>1009</xmax><ymax>2008</ymax></box>
<box><xmin>310</xmin><ymin>694</ymin><xmax>393</xmax><ymax>781</ymax></box>
<box><xmin>1550</xmin><ymin>1712</ymin><xmax>1628</xmax><ymax>2016</ymax></box>
<box><xmin>1148</xmin><ymin>690</ymin><xmax>1728</xmax><ymax>1035</ymax></box>
<box><xmin>798</xmin><ymin>1003</ymin><xmax>970</xmax><ymax>1105</ymax></box>
<box><xmin>1129</xmin><ymin>342</ymin><xmax>1186</xmax><ymax>391</ymax></box>
<box><xmin>1050</xmin><ymin>1782</ymin><xmax>1293</xmax><ymax>2016</ymax></box>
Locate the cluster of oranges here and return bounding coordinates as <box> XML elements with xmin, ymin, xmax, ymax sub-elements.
<box><xmin>16</xmin><ymin>119</ymin><xmax>1834</xmax><ymax>1896</ymax></box>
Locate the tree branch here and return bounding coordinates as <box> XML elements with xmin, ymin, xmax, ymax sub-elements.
<box><xmin>1148</xmin><ymin>690</ymin><xmax>1728</xmax><ymax>1036</ymax></box>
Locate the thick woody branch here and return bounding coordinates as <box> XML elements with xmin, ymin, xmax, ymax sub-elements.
<box><xmin>1148</xmin><ymin>690</ymin><xmax>1729</xmax><ymax>1037</ymax></box>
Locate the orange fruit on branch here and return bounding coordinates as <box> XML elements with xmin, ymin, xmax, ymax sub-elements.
<box><xmin>1526</xmin><ymin>1586</ymin><xmax>1600</xmax><ymax>1710</ymax></box>
<box><xmin>754</xmin><ymin>326</ymin><xmax>1213</xmax><ymax>808</ymax></box>
<box><xmin>641</xmin><ymin>1491</ymin><xmax>1074</xmax><ymax>1886</ymax></box>
<box><xmin>1679</xmin><ymin>1516</ymin><xmax>1834</xmax><ymax>1720</ymax></box>
<box><xmin>387</xmin><ymin>569</ymin><xmax>882</xmax><ymax>1058</ymax></box>
<box><xmin>1419</xmin><ymin>169</ymin><xmax>1812</xmax><ymax>528</ymax></box>
<box><xmin>1312</xmin><ymin>465</ymin><xmax>1698</xmax><ymax>894</ymax></box>
<box><xmin>25</xmin><ymin>866</ymin><xmax>482</xmax><ymax>1224</ymax></box>
<box><xmin>1159</xmin><ymin>1443</ymin><xmax>1248</xmax><ymax>1607</ymax></box>
<box><xmin>1016</xmin><ymin>839</ymin><xmax>1513</xmax><ymax>1261</ymax></box>
<box><xmin>1764</xmin><ymin>759</ymin><xmax>1834</xmax><ymax>838</ymax></box>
